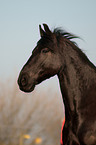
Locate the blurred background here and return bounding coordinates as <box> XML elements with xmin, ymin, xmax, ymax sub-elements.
<box><xmin>0</xmin><ymin>0</ymin><xmax>96</xmax><ymax>145</ymax></box>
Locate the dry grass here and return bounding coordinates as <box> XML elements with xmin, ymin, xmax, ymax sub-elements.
<box><xmin>0</xmin><ymin>76</ymin><xmax>64</xmax><ymax>145</ymax></box>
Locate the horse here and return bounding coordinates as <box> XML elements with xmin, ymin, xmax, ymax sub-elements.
<box><xmin>18</xmin><ymin>24</ymin><xmax>96</xmax><ymax>145</ymax></box>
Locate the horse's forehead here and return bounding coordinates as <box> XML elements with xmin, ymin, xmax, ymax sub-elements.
<box><xmin>32</xmin><ymin>36</ymin><xmax>55</xmax><ymax>55</ymax></box>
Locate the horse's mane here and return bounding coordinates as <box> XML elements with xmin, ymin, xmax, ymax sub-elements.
<box><xmin>53</xmin><ymin>28</ymin><xmax>78</xmax><ymax>40</ymax></box>
<box><xmin>53</xmin><ymin>28</ymin><xmax>79</xmax><ymax>46</ymax></box>
<box><xmin>53</xmin><ymin>28</ymin><xmax>94</xmax><ymax>66</ymax></box>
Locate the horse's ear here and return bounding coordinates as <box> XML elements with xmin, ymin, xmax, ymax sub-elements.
<box><xmin>39</xmin><ymin>25</ymin><xmax>45</xmax><ymax>37</ymax></box>
<box><xmin>43</xmin><ymin>24</ymin><xmax>51</xmax><ymax>34</ymax></box>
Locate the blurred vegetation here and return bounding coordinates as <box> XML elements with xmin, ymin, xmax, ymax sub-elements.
<box><xmin>0</xmin><ymin>77</ymin><xmax>64</xmax><ymax>145</ymax></box>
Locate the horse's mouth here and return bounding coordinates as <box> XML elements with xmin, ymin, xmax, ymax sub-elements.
<box><xmin>19</xmin><ymin>84</ymin><xmax>35</xmax><ymax>93</ymax></box>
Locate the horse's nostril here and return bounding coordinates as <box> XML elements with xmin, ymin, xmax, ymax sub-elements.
<box><xmin>21</xmin><ymin>77</ymin><xmax>27</xmax><ymax>86</ymax></box>
<box><xmin>20</xmin><ymin>74</ymin><xmax>28</xmax><ymax>87</ymax></box>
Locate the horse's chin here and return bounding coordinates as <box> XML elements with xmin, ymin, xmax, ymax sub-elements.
<box><xmin>19</xmin><ymin>85</ymin><xmax>35</xmax><ymax>93</ymax></box>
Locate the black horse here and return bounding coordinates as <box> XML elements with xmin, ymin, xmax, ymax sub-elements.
<box><xmin>18</xmin><ymin>24</ymin><xmax>96</xmax><ymax>145</ymax></box>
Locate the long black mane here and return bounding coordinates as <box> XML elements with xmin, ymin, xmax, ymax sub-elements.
<box><xmin>53</xmin><ymin>28</ymin><xmax>96</xmax><ymax>69</ymax></box>
<box><xmin>53</xmin><ymin>28</ymin><xmax>79</xmax><ymax>41</ymax></box>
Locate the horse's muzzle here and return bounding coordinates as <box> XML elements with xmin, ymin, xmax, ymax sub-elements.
<box><xmin>18</xmin><ymin>73</ymin><xmax>35</xmax><ymax>93</ymax></box>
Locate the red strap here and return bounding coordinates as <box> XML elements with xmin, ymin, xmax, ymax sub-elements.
<box><xmin>60</xmin><ymin>118</ymin><xmax>65</xmax><ymax>145</ymax></box>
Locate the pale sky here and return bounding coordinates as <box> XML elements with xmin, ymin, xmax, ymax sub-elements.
<box><xmin>0</xmin><ymin>0</ymin><xmax>96</xmax><ymax>81</ymax></box>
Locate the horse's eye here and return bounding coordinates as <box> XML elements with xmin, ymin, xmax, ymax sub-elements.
<box><xmin>41</xmin><ymin>48</ymin><xmax>49</xmax><ymax>53</ymax></box>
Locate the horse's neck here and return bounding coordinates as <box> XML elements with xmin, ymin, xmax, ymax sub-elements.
<box><xmin>58</xmin><ymin>47</ymin><xmax>96</xmax><ymax>121</ymax></box>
